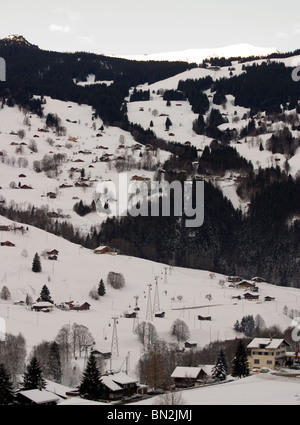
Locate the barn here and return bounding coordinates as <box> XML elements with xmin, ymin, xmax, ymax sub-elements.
<box><xmin>94</xmin><ymin>245</ymin><xmax>114</xmax><ymax>255</ymax></box>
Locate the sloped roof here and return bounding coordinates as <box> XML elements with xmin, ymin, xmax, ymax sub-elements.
<box><xmin>101</xmin><ymin>376</ymin><xmax>123</xmax><ymax>392</ymax></box>
<box><xmin>110</xmin><ymin>372</ymin><xmax>138</xmax><ymax>385</ymax></box>
<box><xmin>247</xmin><ymin>338</ymin><xmax>290</xmax><ymax>349</ymax></box>
<box><xmin>19</xmin><ymin>389</ymin><xmax>61</xmax><ymax>404</ymax></box>
<box><xmin>171</xmin><ymin>366</ymin><xmax>205</xmax><ymax>379</ymax></box>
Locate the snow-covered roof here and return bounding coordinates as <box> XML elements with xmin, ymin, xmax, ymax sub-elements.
<box><xmin>95</xmin><ymin>245</ymin><xmax>111</xmax><ymax>250</ymax></box>
<box><xmin>32</xmin><ymin>302</ymin><xmax>54</xmax><ymax>307</ymax></box>
<box><xmin>101</xmin><ymin>375</ymin><xmax>123</xmax><ymax>392</ymax></box>
<box><xmin>109</xmin><ymin>371</ymin><xmax>138</xmax><ymax>385</ymax></box>
<box><xmin>171</xmin><ymin>366</ymin><xmax>204</xmax><ymax>379</ymax></box>
<box><xmin>45</xmin><ymin>379</ymin><xmax>76</xmax><ymax>399</ymax></box>
<box><xmin>247</xmin><ymin>338</ymin><xmax>290</xmax><ymax>349</ymax></box>
<box><xmin>19</xmin><ymin>389</ymin><xmax>61</xmax><ymax>404</ymax></box>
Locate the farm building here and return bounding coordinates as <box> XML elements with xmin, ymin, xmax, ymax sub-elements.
<box><xmin>198</xmin><ymin>314</ymin><xmax>211</xmax><ymax>321</ymax></box>
<box><xmin>244</xmin><ymin>292</ymin><xmax>259</xmax><ymax>301</ymax></box>
<box><xmin>236</xmin><ymin>280</ymin><xmax>257</xmax><ymax>290</ymax></box>
<box><xmin>0</xmin><ymin>241</ymin><xmax>15</xmax><ymax>247</ymax></box>
<box><xmin>94</xmin><ymin>245</ymin><xmax>115</xmax><ymax>255</ymax></box>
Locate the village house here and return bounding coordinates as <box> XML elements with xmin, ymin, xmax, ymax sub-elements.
<box><xmin>236</xmin><ymin>280</ymin><xmax>257</xmax><ymax>290</ymax></box>
<box><xmin>70</xmin><ymin>302</ymin><xmax>91</xmax><ymax>311</ymax></box>
<box><xmin>100</xmin><ymin>372</ymin><xmax>139</xmax><ymax>400</ymax></box>
<box><xmin>171</xmin><ymin>366</ymin><xmax>208</xmax><ymax>388</ymax></box>
<box><xmin>198</xmin><ymin>314</ymin><xmax>212</xmax><ymax>321</ymax></box>
<box><xmin>17</xmin><ymin>389</ymin><xmax>61</xmax><ymax>405</ymax></box>
<box><xmin>244</xmin><ymin>292</ymin><xmax>259</xmax><ymax>301</ymax></box>
<box><xmin>0</xmin><ymin>225</ymin><xmax>10</xmax><ymax>231</ymax></box>
<box><xmin>91</xmin><ymin>348</ymin><xmax>111</xmax><ymax>361</ymax></box>
<box><xmin>31</xmin><ymin>302</ymin><xmax>54</xmax><ymax>312</ymax></box>
<box><xmin>94</xmin><ymin>245</ymin><xmax>115</xmax><ymax>255</ymax></box>
<box><xmin>247</xmin><ymin>338</ymin><xmax>291</xmax><ymax>370</ymax></box>
<box><xmin>47</xmin><ymin>249</ymin><xmax>59</xmax><ymax>256</ymax></box>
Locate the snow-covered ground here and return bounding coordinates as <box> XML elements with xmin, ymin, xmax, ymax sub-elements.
<box><xmin>0</xmin><ymin>214</ymin><xmax>299</xmax><ymax>386</ymax></box>
<box><xmin>133</xmin><ymin>372</ymin><xmax>300</xmax><ymax>405</ymax></box>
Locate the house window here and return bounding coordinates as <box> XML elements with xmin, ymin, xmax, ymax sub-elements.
<box><xmin>254</xmin><ymin>359</ymin><xmax>260</xmax><ymax>364</ymax></box>
<box><xmin>267</xmin><ymin>360</ymin><xmax>272</xmax><ymax>365</ymax></box>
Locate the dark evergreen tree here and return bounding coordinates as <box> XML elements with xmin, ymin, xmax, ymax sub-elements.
<box><xmin>212</xmin><ymin>348</ymin><xmax>228</xmax><ymax>381</ymax></box>
<box><xmin>78</xmin><ymin>353</ymin><xmax>102</xmax><ymax>401</ymax></box>
<box><xmin>22</xmin><ymin>356</ymin><xmax>46</xmax><ymax>390</ymax></box>
<box><xmin>40</xmin><ymin>284</ymin><xmax>53</xmax><ymax>304</ymax></box>
<box><xmin>48</xmin><ymin>341</ymin><xmax>62</xmax><ymax>383</ymax></box>
<box><xmin>165</xmin><ymin>117</ymin><xmax>172</xmax><ymax>130</ymax></box>
<box><xmin>0</xmin><ymin>363</ymin><xmax>15</xmax><ymax>405</ymax></box>
<box><xmin>32</xmin><ymin>252</ymin><xmax>42</xmax><ymax>273</ymax></box>
<box><xmin>97</xmin><ymin>279</ymin><xmax>106</xmax><ymax>297</ymax></box>
<box><xmin>231</xmin><ymin>340</ymin><xmax>250</xmax><ymax>378</ymax></box>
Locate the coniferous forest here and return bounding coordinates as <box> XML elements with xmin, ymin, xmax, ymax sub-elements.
<box><xmin>1</xmin><ymin>38</ymin><xmax>300</xmax><ymax>288</ymax></box>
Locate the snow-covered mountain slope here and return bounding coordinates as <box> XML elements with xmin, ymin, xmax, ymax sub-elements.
<box><xmin>0</xmin><ymin>96</ymin><xmax>170</xmax><ymax>231</ymax></box>
<box><xmin>0</xmin><ymin>215</ymin><xmax>299</xmax><ymax>376</ymax></box>
<box><xmin>117</xmin><ymin>44</ymin><xmax>277</xmax><ymax>64</ymax></box>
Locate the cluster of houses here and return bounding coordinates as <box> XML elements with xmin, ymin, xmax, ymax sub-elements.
<box><xmin>15</xmin><ymin>336</ymin><xmax>299</xmax><ymax>405</ymax></box>
<box><xmin>228</xmin><ymin>276</ymin><xmax>276</xmax><ymax>303</ymax></box>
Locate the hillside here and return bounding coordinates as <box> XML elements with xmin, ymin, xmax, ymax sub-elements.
<box><xmin>1</xmin><ymin>215</ymin><xmax>299</xmax><ymax>377</ymax></box>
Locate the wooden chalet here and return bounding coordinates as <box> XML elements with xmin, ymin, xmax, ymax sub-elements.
<box><xmin>227</xmin><ymin>276</ymin><xmax>242</xmax><ymax>283</ymax></box>
<box><xmin>184</xmin><ymin>341</ymin><xmax>197</xmax><ymax>348</ymax></box>
<box><xmin>0</xmin><ymin>225</ymin><xmax>10</xmax><ymax>231</ymax></box>
<box><xmin>17</xmin><ymin>389</ymin><xmax>61</xmax><ymax>405</ymax></box>
<box><xmin>198</xmin><ymin>314</ymin><xmax>211</xmax><ymax>321</ymax></box>
<box><xmin>31</xmin><ymin>302</ymin><xmax>54</xmax><ymax>312</ymax></box>
<box><xmin>236</xmin><ymin>280</ymin><xmax>256</xmax><ymax>290</ymax></box>
<box><xmin>100</xmin><ymin>372</ymin><xmax>139</xmax><ymax>400</ymax></box>
<box><xmin>70</xmin><ymin>302</ymin><xmax>91</xmax><ymax>311</ymax></box>
<box><xmin>94</xmin><ymin>245</ymin><xmax>114</xmax><ymax>255</ymax></box>
<box><xmin>244</xmin><ymin>292</ymin><xmax>259</xmax><ymax>301</ymax></box>
<box><xmin>47</xmin><ymin>249</ymin><xmax>59</xmax><ymax>256</ymax></box>
<box><xmin>0</xmin><ymin>240</ymin><xmax>15</xmax><ymax>247</ymax></box>
<box><xmin>91</xmin><ymin>348</ymin><xmax>111</xmax><ymax>360</ymax></box>
<box><xmin>171</xmin><ymin>366</ymin><xmax>208</xmax><ymax>388</ymax></box>
<box><xmin>264</xmin><ymin>296</ymin><xmax>275</xmax><ymax>302</ymax></box>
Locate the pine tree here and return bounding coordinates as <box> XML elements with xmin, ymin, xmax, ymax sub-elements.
<box><xmin>231</xmin><ymin>340</ymin><xmax>250</xmax><ymax>378</ymax></box>
<box><xmin>22</xmin><ymin>356</ymin><xmax>46</xmax><ymax>390</ymax></box>
<box><xmin>97</xmin><ymin>279</ymin><xmax>106</xmax><ymax>297</ymax></box>
<box><xmin>32</xmin><ymin>252</ymin><xmax>42</xmax><ymax>273</ymax></box>
<box><xmin>212</xmin><ymin>348</ymin><xmax>228</xmax><ymax>381</ymax></box>
<box><xmin>0</xmin><ymin>363</ymin><xmax>15</xmax><ymax>405</ymax></box>
<box><xmin>40</xmin><ymin>284</ymin><xmax>53</xmax><ymax>303</ymax></box>
<box><xmin>78</xmin><ymin>353</ymin><xmax>102</xmax><ymax>401</ymax></box>
<box><xmin>48</xmin><ymin>341</ymin><xmax>62</xmax><ymax>383</ymax></box>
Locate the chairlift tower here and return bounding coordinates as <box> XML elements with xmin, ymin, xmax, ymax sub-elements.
<box><xmin>132</xmin><ymin>312</ymin><xmax>140</xmax><ymax>334</ymax></box>
<box><xmin>145</xmin><ymin>284</ymin><xmax>153</xmax><ymax>321</ymax></box>
<box><xmin>133</xmin><ymin>295</ymin><xmax>139</xmax><ymax>309</ymax></box>
<box><xmin>111</xmin><ymin>316</ymin><xmax>119</xmax><ymax>357</ymax></box>
<box><xmin>153</xmin><ymin>276</ymin><xmax>160</xmax><ymax>313</ymax></box>
<box><xmin>163</xmin><ymin>266</ymin><xmax>168</xmax><ymax>284</ymax></box>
